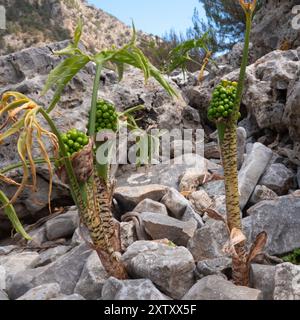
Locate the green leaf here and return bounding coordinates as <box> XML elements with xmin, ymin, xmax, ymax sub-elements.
<box><xmin>110</xmin><ymin>49</ymin><xmax>177</xmax><ymax>97</ymax></box>
<box><xmin>115</xmin><ymin>62</ymin><xmax>125</xmax><ymax>82</ymax></box>
<box><xmin>73</xmin><ymin>19</ymin><xmax>83</xmax><ymax>47</ymax></box>
<box><xmin>130</xmin><ymin>21</ymin><xmax>137</xmax><ymax>45</ymax></box>
<box><xmin>217</xmin><ymin>122</ymin><xmax>226</xmax><ymax>144</ymax></box>
<box><xmin>0</xmin><ymin>190</ymin><xmax>32</xmax><ymax>240</ymax></box>
<box><xmin>93</xmin><ymin>51</ymin><xmax>116</xmax><ymax>65</ymax></box>
<box><xmin>166</xmin><ymin>32</ymin><xmax>212</xmax><ymax>74</ymax></box>
<box><xmin>53</xmin><ymin>44</ymin><xmax>79</xmax><ymax>57</ymax></box>
<box><xmin>42</xmin><ymin>54</ymin><xmax>90</xmax><ymax>112</ymax></box>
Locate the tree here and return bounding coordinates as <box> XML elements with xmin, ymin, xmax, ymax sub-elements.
<box><xmin>198</xmin><ymin>0</ymin><xmax>262</xmax><ymax>51</ymax></box>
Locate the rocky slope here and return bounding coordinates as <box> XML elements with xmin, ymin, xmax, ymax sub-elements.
<box><xmin>0</xmin><ymin>36</ymin><xmax>300</xmax><ymax>300</ymax></box>
<box><xmin>0</xmin><ymin>0</ymin><xmax>145</xmax><ymax>55</ymax></box>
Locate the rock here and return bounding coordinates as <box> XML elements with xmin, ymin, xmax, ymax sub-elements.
<box><xmin>170</xmin><ymin>140</ymin><xmax>194</xmax><ymax>159</ymax></box>
<box><xmin>242</xmin><ymin>49</ymin><xmax>299</xmax><ymax>131</ymax></box>
<box><xmin>71</xmin><ymin>226</ymin><xmax>91</xmax><ymax>246</ymax></box>
<box><xmin>170</xmin><ymin>71</ymin><xmax>198</xmax><ymax>88</ymax></box>
<box><xmin>215</xmin><ymin>42</ymin><xmax>255</xmax><ymax>75</ymax></box>
<box><xmin>204</xmin><ymin>142</ymin><xmax>220</xmax><ymax>159</ymax></box>
<box><xmin>274</xmin><ymin>263</ymin><xmax>300</xmax><ymax>300</ymax></box>
<box><xmin>0</xmin><ymin>246</ymin><xmax>17</xmax><ymax>255</ymax></box>
<box><xmin>210</xmin><ymin>195</ymin><xmax>227</xmax><ymax>219</ymax></box>
<box><xmin>238</xmin><ymin>143</ymin><xmax>273</xmax><ymax>209</ymax></box>
<box><xmin>259</xmin><ymin>163</ymin><xmax>295</xmax><ymax>195</ymax></box>
<box><xmin>250</xmin><ymin>264</ymin><xmax>276</xmax><ymax>300</ymax></box>
<box><xmin>239</xmin><ymin>114</ymin><xmax>260</xmax><ymax>138</ymax></box>
<box><xmin>181</xmin><ymin>205</ymin><xmax>204</xmax><ymax>229</ymax></box>
<box><xmin>247</xmin><ymin>195</ymin><xmax>300</xmax><ymax>255</ymax></box>
<box><xmin>184</xmin><ymin>85</ymin><xmax>213</xmax><ymax>122</ymax></box>
<box><xmin>134</xmin><ymin>199</ymin><xmax>168</xmax><ymax>215</ymax></box>
<box><xmin>114</xmin><ymin>185</ymin><xmax>168</xmax><ymax>211</ymax></box>
<box><xmin>6</xmin><ymin>269</ymin><xmax>37</xmax><ymax>300</ymax></box>
<box><xmin>36</xmin><ymin>246</ymin><xmax>71</xmax><ymax>267</ymax></box>
<box><xmin>0</xmin><ymin>171</ymin><xmax>72</xmax><ymax>239</ymax></box>
<box><xmin>26</xmin><ymin>226</ymin><xmax>48</xmax><ymax>247</ymax></box>
<box><xmin>252</xmin><ymin>1</ymin><xmax>300</xmax><ymax>60</ymax></box>
<box><xmin>297</xmin><ymin>167</ymin><xmax>300</xmax><ymax>188</ymax></box>
<box><xmin>7</xmin><ymin>244</ymin><xmax>91</xmax><ymax>299</ymax></box>
<box><xmin>102</xmin><ymin>277</ymin><xmax>170</xmax><ymax>300</ymax></box>
<box><xmin>120</xmin><ymin>222</ymin><xmax>137</xmax><ymax>252</ymax></box>
<box><xmin>189</xmin><ymin>190</ymin><xmax>213</xmax><ymax>213</ymax></box>
<box><xmin>0</xmin><ymin>266</ymin><xmax>5</xmax><ymax>291</ymax></box>
<box><xmin>0</xmin><ymin>252</ymin><xmax>40</xmax><ymax>288</ymax></box>
<box><xmin>17</xmin><ymin>283</ymin><xmax>61</xmax><ymax>300</ymax></box>
<box><xmin>187</xmin><ymin>220</ymin><xmax>229</xmax><ymax>262</ymax></box>
<box><xmin>242</xmin><ymin>216</ymin><xmax>253</xmax><ymax>243</ymax></box>
<box><xmin>202</xmin><ymin>180</ymin><xmax>225</xmax><ymax>198</ymax></box>
<box><xmin>182</xmin><ymin>275</ymin><xmax>262</xmax><ymax>300</ymax></box>
<box><xmin>51</xmin><ymin>294</ymin><xmax>86</xmax><ymax>300</ymax></box>
<box><xmin>141</xmin><ymin>212</ymin><xmax>197</xmax><ymax>246</ymax></box>
<box><xmin>284</xmin><ymin>70</ymin><xmax>300</xmax><ymax>142</ymax></box>
<box><xmin>122</xmin><ymin>241</ymin><xmax>195</xmax><ymax>299</ymax></box>
<box><xmin>116</xmin><ymin>154</ymin><xmax>213</xmax><ymax>191</ymax></box>
<box><xmin>249</xmin><ymin>185</ymin><xmax>278</xmax><ymax>205</ymax></box>
<box><xmin>45</xmin><ymin>210</ymin><xmax>79</xmax><ymax>241</ymax></box>
<box><xmin>161</xmin><ymin>188</ymin><xmax>190</xmax><ymax>219</ymax></box>
<box><xmin>74</xmin><ymin>251</ymin><xmax>108</xmax><ymax>300</ymax></box>
<box><xmin>196</xmin><ymin>257</ymin><xmax>232</xmax><ymax>279</ymax></box>
<box><xmin>0</xmin><ymin>289</ymin><xmax>9</xmax><ymax>300</ymax></box>
<box><xmin>237</xmin><ymin>127</ymin><xmax>247</xmax><ymax>169</ymax></box>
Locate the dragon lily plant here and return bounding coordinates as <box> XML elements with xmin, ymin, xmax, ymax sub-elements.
<box><xmin>207</xmin><ymin>0</ymin><xmax>267</xmax><ymax>286</ymax></box>
<box><xmin>0</xmin><ymin>21</ymin><xmax>176</xmax><ymax>279</ymax></box>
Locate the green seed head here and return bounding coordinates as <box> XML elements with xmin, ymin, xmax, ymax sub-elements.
<box><xmin>207</xmin><ymin>80</ymin><xmax>238</xmax><ymax>122</ymax></box>
<box><xmin>94</xmin><ymin>99</ymin><xmax>118</xmax><ymax>132</ymax></box>
<box><xmin>60</xmin><ymin>129</ymin><xmax>89</xmax><ymax>157</ymax></box>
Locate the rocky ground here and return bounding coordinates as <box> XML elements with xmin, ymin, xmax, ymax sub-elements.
<box><xmin>1</xmin><ymin>1</ymin><xmax>300</xmax><ymax>300</ymax></box>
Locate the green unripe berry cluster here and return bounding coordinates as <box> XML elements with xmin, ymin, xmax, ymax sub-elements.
<box><xmin>208</xmin><ymin>80</ymin><xmax>240</xmax><ymax>121</ymax></box>
<box><xmin>61</xmin><ymin>129</ymin><xmax>89</xmax><ymax>157</ymax></box>
<box><xmin>95</xmin><ymin>100</ymin><xmax>118</xmax><ymax>132</ymax></box>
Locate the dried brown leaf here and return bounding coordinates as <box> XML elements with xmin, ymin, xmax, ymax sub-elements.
<box><xmin>248</xmin><ymin>231</ymin><xmax>268</xmax><ymax>263</ymax></box>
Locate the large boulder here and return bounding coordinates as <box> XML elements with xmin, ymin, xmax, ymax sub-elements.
<box><xmin>249</xmin><ymin>185</ymin><xmax>278</xmax><ymax>206</ymax></box>
<box><xmin>17</xmin><ymin>283</ymin><xmax>61</xmax><ymax>300</ymax></box>
<box><xmin>187</xmin><ymin>220</ymin><xmax>229</xmax><ymax>262</ymax></box>
<box><xmin>0</xmin><ymin>171</ymin><xmax>72</xmax><ymax>239</ymax></box>
<box><xmin>45</xmin><ymin>209</ymin><xmax>79</xmax><ymax>241</ymax></box>
<box><xmin>252</xmin><ymin>0</ymin><xmax>300</xmax><ymax>59</ymax></box>
<box><xmin>0</xmin><ymin>251</ymin><xmax>41</xmax><ymax>289</ymax></box>
<box><xmin>102</xmin><ymin>277</ymin><xmax>170</xmax><ymax>300</ymax></box>
<box><xmin>7</xmin><ymin>244</ymin><xmax>91</xmax><ymax>299</ymax></box>
<box><xmin>133</xmin><ymin>199</ymin><xmax>168</xmax><ymax>216</ymax></box>
<box><xmin>250</xmin><ymin>264</ymin><xmax>276</xmax><ymax>300</ymax></box>
<box><xmin>74</xmin><ymin>251</ymin><xmax>109</xmax><ymax>300</ymax></box>
<box><xmin>122</xmin><ymin>241</ymin><xmax>195</xmax><ymax>299</ymax></box>
<box><xmin>247</xmin><ymin>195</ymin><xmax>300</xmax><ymax>255</ymax></box>
<box><xmin>274</xmin><ymin>263</ymin><xmax>300</xmax><ymax>300</ymax></box>
<box><xmin>114</xmin><ymin>185</ymin><xmax>168</xmax><ymax>211</ymax></box>
<box><xmin>141</xmin><ymin>212</ymin><xmax>197</xmax><ymax>246</ymax></box>
<box><xmin>116</xmin><ymin>154</ymin><xmax>212</xmax><ymax>191</ymax></box>
<box><xmin>259</xmin><ymin>163</ymin><xmax>295</xmax><ymax>195</ymax></box>
<box><xmin>283</xmin><ymin>70</ymin><xmax>300</xmax><ymax>142</ymax></box>
<box><xmin>239</xmin><ymin>143</ymin><xmax>273</xmax><ymax>209</ymax></box>
<box><xmin>182</xmin><ymin>275</ymin><xmax>262</xmax><ymax>300</ymax></box>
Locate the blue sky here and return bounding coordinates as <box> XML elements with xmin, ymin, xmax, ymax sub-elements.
<box><xmin>88</xmin><ymin>0</ymin><xmax>206</xmax><ymax>37</ymax></box>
